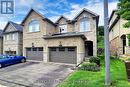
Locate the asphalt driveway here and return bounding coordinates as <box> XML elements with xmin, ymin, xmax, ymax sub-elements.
<box><xmin>0</xmin><ymin>62</ymin><xmax>74</xmax><ymax>87</ymax></box>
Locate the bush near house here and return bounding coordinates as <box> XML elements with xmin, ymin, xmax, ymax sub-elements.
<box><xmin>78</xmin><ymin>62</ymin><xmax>100</xmax><ymax>72</ymax></box>
<box><xmin>89</xmin><ymin>56</ymin><xmax>100</xmax><ymax>66</ymax></box>
<box><xmin>78</xmin><ymin>56</ymin><xmax>100</xmax><ymax>72</ymax></box>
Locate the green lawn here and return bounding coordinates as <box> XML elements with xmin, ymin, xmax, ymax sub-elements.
<box><xmin>59</xmin><ymin>58</ymin><xmax>130</xmax><ymax>87</ymax></box>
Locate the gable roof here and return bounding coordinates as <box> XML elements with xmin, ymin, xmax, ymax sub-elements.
<box><xmin>109</xmin><ymin>10</ymin><xmax>120</xmax><ymax>31</ymax></box>
<box><xmin>73</xmin><ymin>8</ymin><xmax>99</xmax><ymax>20</ymax></box>
<box><xmin>3</xmin><ymin>21</ymin><xmax>23</xmax><ymax>33</ymax></box>
<box><xmin>55</xmin><ymin>16</ymin><xmax>69</xmax><ymax>23</ymax></box>
<box><xmin>55</xmin><ymin>8</ymin><xmax>99</xmax><ymax>24</ymax></box>
<box><xmin>0</xmin><ymin>30</ymin><xmax>3</xmax><ymax>37</ymax></box>
<box><xmin>109</xmin><ymin>9</ymin><xmax>118</xmax><ymax>23</ymax></box>
<box><xmin>21</xmin><ymin>8</ymin><xmax>56</xmax><ymax>26</ymax></box>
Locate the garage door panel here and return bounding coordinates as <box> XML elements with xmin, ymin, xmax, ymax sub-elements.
<box><xmin>49</xmin><ymin>47</ymin><xmax>77</xmax><ymax>64</ymax></box>
<box><xmin>26</xmin><ymin>47</ymin><xmax>43</xmax><ymax>61</ymax></box>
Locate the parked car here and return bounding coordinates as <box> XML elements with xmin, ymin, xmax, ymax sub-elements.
<box><xmin>0</xmin><ymin>55</ymin><xmax>26</xmax><ymax>68</ymax></box>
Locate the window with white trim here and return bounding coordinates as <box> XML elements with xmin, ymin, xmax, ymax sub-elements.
<box><xmin>6</xmin><ymin>34</ymin><xmax>10</xmax><ymax>40</ymax></box>
<box><xmin>80</xmin><ymin>17</ymin><xmax>90</xmax><ymax>32</ymax></box>
<box><xmin>12</xmin><ymin>33</ymin><xmax>16</xmax><ymax>40</ymax></box>
<box><xmin>29</xmin><ymin>20</ymin><xmax>40</xmax><ymax>32</ymax></box>
<box><xmin>59</xmin><ymin>24</ymin><xmax>67</xmax><ymax>33</ymax></box>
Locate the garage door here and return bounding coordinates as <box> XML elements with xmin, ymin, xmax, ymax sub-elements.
<box><xmin>26</xmin><ymin>47</ymin><xmax>43</xmax><ymax>61</ymax></box>
<box><xmin>49</xmin><ymin>47</ymin><xmax>77</xmax><ymax>64</ymax></box>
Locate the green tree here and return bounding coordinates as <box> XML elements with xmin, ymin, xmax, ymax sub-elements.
<box><xmin>117</xmin><ymin>0</ymin><xmax>130</xmax><ymax>28</ymax></box>
<box><xmin>98</xmin><ymin>26</ymin><xmax>104</xmax><ymax>36</ymax></box>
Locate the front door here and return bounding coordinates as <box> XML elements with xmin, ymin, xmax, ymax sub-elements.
<box><xmin>85</xmin><ymin>41</ymin><xmax>93</xmax><ymax>56</ymax></box>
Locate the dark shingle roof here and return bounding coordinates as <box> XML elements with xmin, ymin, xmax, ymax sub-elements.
<box><xmin>55</xmin><ymin>16</ymin><xmax>69</xmax><ymax>24</ymax></box>
<box><xmin>43</xmin><ymin>32</ymin><xmax>86</xmax><ymax>40</ymax></box>
<box><xmin>73</xmin><ymin>8</ymin><xmax>99</xmax><ymax>20</ymax></box>
<box><xmin>109</xmin><ymin>10</ymin><xmax>120</xmax><ymax>31</ymax></box>
<box><xmin>3</xmin><ymin>21</ymin><xmax>23</xmax><ymax>33</ymax></box>
<box><xmin>109</xmin><ymin>10</ymin><xmax>118</xmax><ymax>23</ymax></box>
<box><xmin>9</xmin><ymin>21</ymin><xmax>23</xmax><ymax>31</ymax></box>
<box><xmin>21</xmin><ymin>9</ymin><xmax>56</xmax><ymax>26</ymax></box>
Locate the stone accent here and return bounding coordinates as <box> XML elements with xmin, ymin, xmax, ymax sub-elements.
<box><xmin>110</xmin><ymin>37</ymin><xmax>119</xmax><ymax>56</ymax></box>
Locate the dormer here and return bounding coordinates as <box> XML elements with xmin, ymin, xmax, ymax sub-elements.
<box><xmin>73</xmin><ymin>8</ymin><xmax>99</xmax><ymax>33</ymax></box>
<box><xmin>21</xmin><ymin>9</ymin><xmax>56</xmax><ymax>36</ymax></box>
<box><xmin>55</xmin><ymin>16</ymin><xmax>69</xmax><ymax>33</ymax></box>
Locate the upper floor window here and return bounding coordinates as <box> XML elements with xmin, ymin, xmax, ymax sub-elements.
<box><xmin>29</xmin><ymin>20</ymin><xmax>40</xmax><ymax>32</ymax></box>
<box><xmin>59</xmin><ymin>24</ymin><xmax>67</xmax><ymax>33</ymax></box>
<box><xmin>11</xmin><ymin>33</ymin><xmax>16</xmax><ymax>40</ymax></box>
<box><xmin>80</xmin><ymin>17</ymin><xmax>90</xmax><ymax>32</ymax></box>
<box><xmin>6</xmin><ymin>34</ymin><xmax>10</xmax><ymax>40</ymax></box>
<box><xmin>4</xmin><ymin>33</ymin><xmax>16</xmax><ymax>41</ymax></box>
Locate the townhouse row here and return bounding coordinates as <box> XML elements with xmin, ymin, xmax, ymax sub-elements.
<box><xmin>109</xmin><ymin>10</ymin><xmax>130</xmax><ymax>56</ymax></box>
<box><xmin>0</xmin><ymin>8</ymin><xmax>99</xmax><ymax>65</ymax></box>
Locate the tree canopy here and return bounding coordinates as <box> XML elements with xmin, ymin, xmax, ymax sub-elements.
<box><xmin>117</xmin><ymin>0</ymin><xmax>130</xmax><ymax>28</ymax></box>
<box><xmin>98</xmin><ymin>26</ymin><xmax>104</xmax><ymax>36</ymax></box>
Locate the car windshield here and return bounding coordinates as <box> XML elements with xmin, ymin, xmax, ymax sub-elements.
<box><xmin>0</xmin><ymin>55</ymin><xmax>10</xmax><ymax>59</ymax></box>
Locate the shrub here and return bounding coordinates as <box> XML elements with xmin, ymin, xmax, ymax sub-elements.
<box><xmin>98</xmin><ymin>55</ymin><xmax>104</xmax><ymax>60</ymax></box>
<box><xmin>78</xmin><ymin>63</ymin><xmax>100</xmax><ymax>71</ymax></box>
<box><xmin>89</xmin><ymin>56</ymin><xmax>100</xmax><ymax>66</ymax></box>
<box><xmin>97</xmin><ymin>48</ymin><xmax>104</xmax><ymax>55</ymax></box>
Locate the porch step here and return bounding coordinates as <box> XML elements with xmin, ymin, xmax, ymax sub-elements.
<box><xmin>120</xmin><ymin>55</ymin><xmax>130</xmax><ymax>58</ymax></box>
<box><xmin>84</xmin><ymin>57</ymin><xmax>90</xmax><ymax>63</ymax></box>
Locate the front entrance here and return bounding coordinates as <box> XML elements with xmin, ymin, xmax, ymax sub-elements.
<box><xmin>85</xmin><ymin>41</ymin><xmax>93</xmax><ymax>56</ymax></box>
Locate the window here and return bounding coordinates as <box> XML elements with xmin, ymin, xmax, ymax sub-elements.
<box><xmin>29</xmin><ymin>20</ymin><xmax>40</xmax><ymax>32</ymax></box>
<box><xmin>68</xmin><ymin>48</ymin><xmax>75</xmax><ymax>51</ymax></box>
<box><xmin>38</xmin><ymin>47</ymin><xmax>43</xmax><ymax>51</ymax></box>
<box><xmin>33</xmin><ymin>48</ymin><xmax>37</xmax><ymax>51</ymax></box>
<box><xmin>27</xmin><ymin>48</ymin><xmax>31</xmax><ymax>51</ymax></box>
<box><xmin>50</xmin><ymin>48</ymin><xmax>57</xmax><ymax>51</ymax></box>
<box><xmin>4</xmin><ymin>33</ymin><xmax>16</xmax><ymax>40</ymax></box>
<box><xmin>59</xmin><ymin>48</ymin><xmax>65</xmax><ymax>51</ymax></box>
<box><xmin>4</xmin><ymin>35</ymin><xmax>7</xmax><ymax>40</ymax></box>
<box><xmin>59</xmin><ymin>24</ymin><xmax>67</xmax><ymax>33</ymax></box>
<box><xmin>11</xmin><ymin>33</ymin><xmax>16</xmax><ymax>40</ymax></box>
<box><xmin>80</xmin><ymin>17</ymin><xmax>90</xmax><ymax>32</ymax></box>
<box><xmin>6</xmin><ymin>34</ymin><xmax>10</xmax><ymax>40</ymax></box>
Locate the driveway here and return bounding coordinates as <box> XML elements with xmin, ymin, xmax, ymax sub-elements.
<box><xmin>0</xmin><ymin>62</ymin><xmax>74</xmax><ymax>87</ymax></box>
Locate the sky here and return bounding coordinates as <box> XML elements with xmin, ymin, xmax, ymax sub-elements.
<box><xmin>0</xmin><ymin>0</ymin><xmax>118</xmax><ymax>29</ymax></box>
